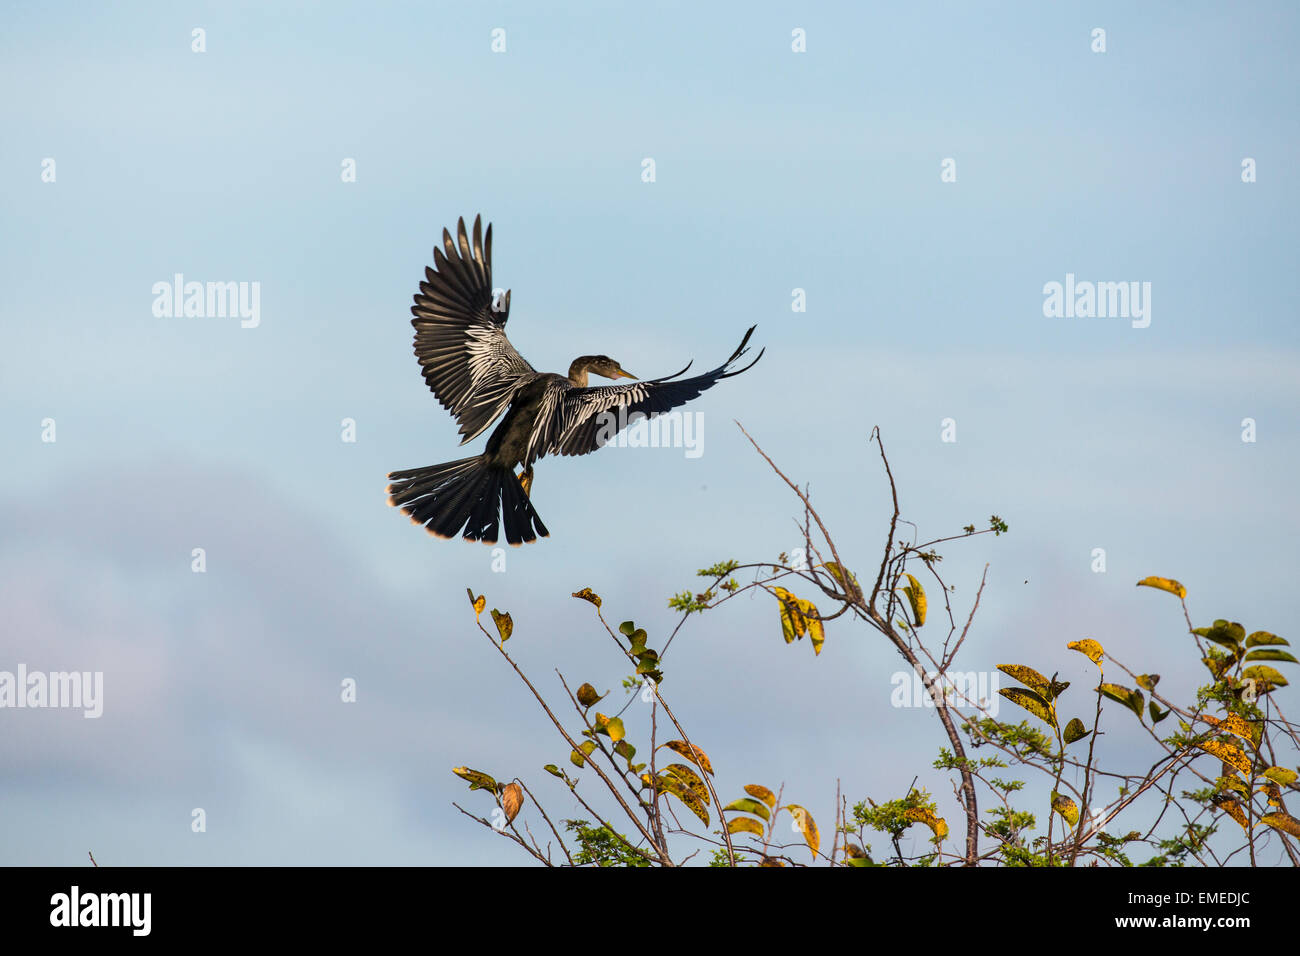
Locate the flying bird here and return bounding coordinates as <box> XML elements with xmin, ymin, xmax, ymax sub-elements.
<box><xmin>387</xmin><ymin>215</ymin><xmax>763</xmax><ymax>546</ymax></box>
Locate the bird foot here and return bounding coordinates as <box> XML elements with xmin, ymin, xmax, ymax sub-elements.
<box><xmin>517</xmin><ymin>468</ymin><xmax>534</xmax><ymax>497</ymax></box>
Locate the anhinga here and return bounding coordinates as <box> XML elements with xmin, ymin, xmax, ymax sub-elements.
<box><xmin>387</xmin><ymin>215</ymin><xmax>763</xmax><ymax>545</ymax></box>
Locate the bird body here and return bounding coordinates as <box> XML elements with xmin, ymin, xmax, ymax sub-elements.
<box><xmin>387</xmin><ymin>215</ymin><xmax>762</xmax><ymax>545</ymax></box>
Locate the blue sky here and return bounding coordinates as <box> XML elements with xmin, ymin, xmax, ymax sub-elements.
<box><xmin>1</xmin><ymin>2</ymin><xmax>1297</xmax><ymax>865</ymax></box>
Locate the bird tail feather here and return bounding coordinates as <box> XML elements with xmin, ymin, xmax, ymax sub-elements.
<box><xmin>387</xmin><ymin>456</ymin><xmax>549</xmax><ymax>546</ymax></box>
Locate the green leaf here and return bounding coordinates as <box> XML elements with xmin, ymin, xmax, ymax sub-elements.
<box><xmin>490</xmin><ymin>608</ymin><xmax>513</xmax><ymax>642</ymax></box>
<box><xmin>1243</xmin><ymin>649</ymin><xmax>1298</xmax><ymax>665</ymax></box>
<box><xmin>569</xmin><ymin>741</ymin><xmax>596</xmax><ymax>767</ymax></box>
<box><xmin>1194</xmin><ymin>620</ymin><xmax>1246</xmax><ymax>648</ymax></box>
<box><xmin>452</xmin><ymin>767</ymin><xmax>499</xmax><ymax>792</ymax></box>
<box><xmin>1063</xmin><ymin>718</ymin><xmax>1090</xmax><ymax>744</ymax></box>
<box><xmin>1243</xmin><ymin>665</ymin><xmax>1289</xmax><ymax>688</ymax></box>
<box><xmin>1263</xmin><ymin>766</ymin><xmax>1298</xmax><ymax>787</ymax></box>
<box><xmin>1246</xmin><ymin>631</ymin><xmax>1288</xmax><ymax>647</ymax></box>
<box><xmin>723</xmin><ymin>797</ymin><xmax>772</xmax><ymax>822</ymax></box>
<box><xmin>1099</xmin><ymin>683</ymin><xmax>1144</xmax><ymax>720</ymax></box>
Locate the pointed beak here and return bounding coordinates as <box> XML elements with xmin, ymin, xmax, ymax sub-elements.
<box><xmin>614</xmin><ymin>368</ymin><xmax>638</xmax><ymax>380</ymax></box>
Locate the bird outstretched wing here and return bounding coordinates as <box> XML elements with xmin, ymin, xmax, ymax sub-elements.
<box><xmin>410</xmin><ymin>215</ymin><xmax>537</xmax><ymax>444</ymax></box>
<box><xmin>548</xmin><ymin>326</ymin><xmax>764</xmax><ymax>459</ymax></box>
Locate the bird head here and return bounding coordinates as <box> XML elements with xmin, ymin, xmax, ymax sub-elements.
<box><xmin>569</xmin><ymin>355</ymin><xmax>637</xmax><ymax>386</ymax></box>
<box><xmin>589</xmin><ymin>356</ymin><xmax>637</xmax><ymax>381</ymax></box>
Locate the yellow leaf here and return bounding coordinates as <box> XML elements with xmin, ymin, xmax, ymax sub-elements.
<box><xmin>661</xmin><ymin>740</ymin><xmax>714</xmax><ymax>776</ymax></box>
<box><xmin>998</xmin><ymin>687</ymin><xmax>1057</xmax><ymax>726</ymax></box>
<box><xmin>1214</xmin><ymin>797</ymin><xmax>1249</xmax><ymax>831</ymax></box>
<box><xmin>576</xmin><ymin>683</ymin><xmax>602</xmax><ymax>708</ymax></box>
<box><xmin>785</xmin><ymin>804</ymin><xmax>820</xmax><ymax>858</ymax></box>
<box><xmin>820</xmin><ymin>562</ymin><xmax>862</xmax><ymax>600</ymax></box>
<box><xmin>997</xmin><ymin>664</ymin><xmax>1054</xmax><ymax>698</ymax></box>
<box><xmin>1215</xmin><ymin>774</ymin><xmax>1248</xmax><ymax>797</ymax></box>
<box><xmin>1052</xmin><ymin>792</ymin><xmax>1080</xmax><ymax>826</ymax></box>
<box><xmin>1203</xmin><ymin>713</ymin><xmax>1257</xmax><ymax>743</ymax></box>
<box><xmin>490</xmin><ymin>608</ymin><xmax>513</xmax><ymax>642</ymax></box>
<box><xmin>900</xmin><ymin>573</ymin><xmax>927</xmax><ymax>627</ymax></box>
<box><xmin>501</xmin><ymin>782</ymin><xmax>524</xmax><ymax>825</ymax></box>
<box><xmin>570</xmin><ymin>587</ymin><xmax>602</xmax><ymax>608</ymax></box>
<box><xmin>772</xmin><ymin>586</ymin><xmax>807</xmax><ymax>643</ymax></box>
<box><xmin>771</xmin><ymin>589</ymin><xmax>826</xmax><ymax>655</ymax></box>
<box><xmin>663</xmin><ymin>764</ymin><xmax>710</xmax><ymax>806</ymax></box>
<box><xmin>1258</xmin><ymin>812</ymin><xmax>1300</xmax><ymax>838</ymax></box>
<box><xmin>744</xmin><ymin>784</ymin><xmax>777</xmax><ymax>807</ymax></box>
<box><xmin>727</xmin><ymin>817</ymin><xmax>765</xmax><ymax>836</ymax></box>
<box><xmin>466</xmin><ymin>588</ymin><xmax>486</xmax><ymax>619</ymax></box>
<box><xmin>1136</xmin><ymin>576</ymin><xmax>1186</xmax><ymax>599</ymax></box>
<box><xmin>903</xmin><ymin>807</ymin><xmax>949</xmax><ymax>839</ymax></box>
<box><xmin>593</xmin><ymin>712</ymin><xmax>626</xmax><ymax>743</ymax></box>
<box><xmin>1263</xmin><ymin>766</ymin><xmax>1299</xmax><ymax>787</ymax></box>
<box><xmin>1197</xmin><ymin>739</ymin><xmax>1252</xmax><ymax>776</ymax></box>
<box><xmin>1067</xmin><ymin>639</ymin><xmax>1105</xmax><ymax>667</ymax></box>
<box><xmin>803</xmin><ymin>600</ymin><xmax>826</xmax><ymax>656</ymax></box>
<box><xmin>646</xmin><ymin>773</ymin><xmax>709</xmax><ymax>826</ymax></box>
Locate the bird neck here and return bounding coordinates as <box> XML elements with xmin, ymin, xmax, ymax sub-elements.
<box><xmin>567</xmin><ymin>358</ymin><xmax>593</xmax><ymax>387</ymax></box>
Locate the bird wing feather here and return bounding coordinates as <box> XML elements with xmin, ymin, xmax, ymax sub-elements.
<box><xmin>549</xmin><ymin>326</ymin><xmax>763</xmax><ymax>459</ymax></box>
<box><xmin>410</xmin><ymin>215</ymin><xmax>536</xmax><ymax>444</ymax></box>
